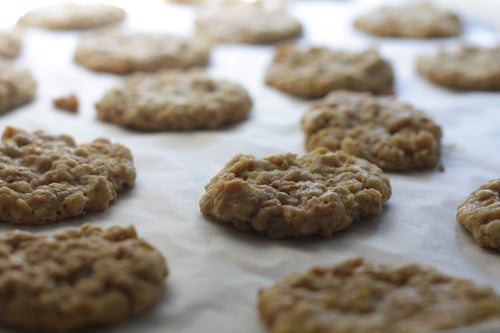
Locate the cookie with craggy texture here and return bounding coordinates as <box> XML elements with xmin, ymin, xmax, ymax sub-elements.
<box><xmin>264</xmin><ymin>44</ymin><xmax>394</xmax><ymax>98</ymax></box>
<box><xmin>417</xmin><ymin>46</ymin><xmax>500</xmax><ymax>91</ymax></box>
<box><xmin>96</xmin><ymin>70</ymin><xmax>252</xmax><ymax>130</ymax></box>
<box><xmin>0</xmin><ymin>61</ymin><xmax>36</xmax><ymax>113</ymax></box>
<box><xmin>258</xmin><ymin>257</ymin><xmax>500</xmax><ymax>333</ymax></box>
<box><xmin>0</xmin><ymin>127</ymin><xmax>135</xmax><ymax>224</ymax></box>
<box><xmin>74</xmin><ymin>31</ymin><xmax>210</xmax><ymax>74</ymax></box>
<box><xmin>0</xmin><ymin>30</ymin><xmax>21</xmax><ymax>59</ymax></box>
<box><xmin>457</xmin><ymin>179</ymin><xmax>500</xmax><ymax>250</ymax></box>
<box><xmin>301</xmin><ymin>91</ymin><xmax>442</xmax><ymax>171</ymax></box>
<box><xmin>0</xmin><ymin>224</ymin><xmax>167</xmax><ymax>332</ymax></box>
<box><xmin>354</xmin><ymin>2</ymin><xmax>461</xmax><ymax>38</ymax></box>
<box><xmin>199</xmin><ymin>148</ymin><xmax>391</xmax><ymax>239</ymax></box>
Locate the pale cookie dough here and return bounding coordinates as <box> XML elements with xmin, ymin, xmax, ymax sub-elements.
<box><xmin>0</xmin><ymin>61</ymin><xmax>36</xmax><ymax>113</ymax></box>
<box><xmin>195</xmin><ymin>6</ymin><xmax>302</xmax><ymax>44</ymax></box>
<box><xmin>354</xmin><ymin>2</ymin><xmax>461</xmax><ymax>38</ymax></box>
<box><xmin>0</xmin><ymin>127</ymin><xmax>136</xmax><ymax>224</ymax></box>
<box><xmin>0</xmin><ymin>224</ymin><xmax>168</xmax><ymax>332</ymax></box>
<box><xmin>264</xmin><ymin>44</ymin><xmax>394</xmax><ymax>98</ymax></box>
<box><xmin>17</xmin><ymin>3</ymin><xmax>125</xmax><ymax>30</ymax></box>
<box><xmin>74</xmin><ymin>31</ymin><xmax>210</xmax><ymax>74</ymax></box>
<box><xmin>96</xmin><ymin>70</ymin><xmax>252</xmax><ymax>130</ymax></box>
<box><xmin>0</xmin><ymin>30</ymin><xmax>21</xmax><ymax>59</ymax></box>
<box><xmin>258</xmin><ymin>257</ymin><xmax>500</xmax><ymax>333</ymax></box>
<box><xmin>301</xmin><ymin>91</ymin><xmax>442</xmax><ymax>171</ymax></box>
<box><xmin>457</xmin><ymin>179</ymin><xmax>500</xmax><ymax>250</ymax></box>
<box><xmin>199</xmin><ymin>148</ymin><xmax>391</xmax><ymax>239</ymax></box>
<box><xmin>417</xmin><ymin>46</ymin><xmax>500</xmax><ymax>91</ymax></box>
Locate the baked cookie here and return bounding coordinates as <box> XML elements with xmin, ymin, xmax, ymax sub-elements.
<box><xmin>195</xmin><ymin>6</ymin><xmax>302</xmax><ymax>44</ymax></box>
<box><xmin>0</xmin><ymin>30</ymin><xmax>21</xmax><ymax>59</ymax></box>
<box><xmin>0</xmin><ymin>127</ymin><xmax>136</xmax><ymax>224</ymax></box>
<box><xmin>74</xmin><ymin>31</ymin><xmax>210</xmax><ymax>74</ymax></box>
<box><xmin>457</xmin><ymin>179</ymin><xmax>500</xmax><ymax>250</ymax></box>
<box><xmin>258</xmin><ymin>257</ymin><xmax>500</xmax><ymax>333</ymax></box>
<box><xmin>264</xmin><ymin>44</ymin><xmax>394</xmax><ymax>98</ymax></box>
<box><xmin>417</xmin><ymin>45</ymin><xmax>500</xmax><ymax>91</ymax></box>
<box><xmin>17</xmin><ymin>3</ymin><xmax>125</xmax><ymax>30</ymax></box>
<box><xmin>0</xmin><ymin>61</ymin><xmax>36</xmax><ymax>113</ymax></box>
<box><xmin>96</xmin><ymin>70</ymin><xmax>252</xmax><ymax>131</ymax></box>
<box><xmin>0</xmin><ymin>224</ymin><xmax>167</xmax><ymax>332</ymax></box>
<box><xmin>199</xmin><ymin>148</ymin><xmax>391</xmax><ymax>239</ymax></box>
<box><xmin>354</xmin><ymin>2</ymin><xmax>461</xmax><ymax>38</ymax></box>
<box><xmin>301</xmin><ymin>91</ymin><xmax>442</xmax><ymax>171</ymax></box>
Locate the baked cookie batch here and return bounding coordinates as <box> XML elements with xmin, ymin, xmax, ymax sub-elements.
<box><xmin>0</xmin><ymin>1</ymin><xmax>499</xmax><ymax>332</ymax></box>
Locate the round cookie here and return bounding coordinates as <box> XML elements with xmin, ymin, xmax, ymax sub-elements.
<box><xmin>0</xmin><ymin>30</ymin><xmax>21</xmax><ymax>59</ymax></box>
<box><xmin>0</xmin><ymin>61</ymin><xmax>36</xmax><ymax>113</ymax></box>
<box><xmin>301</xmin><ymin>91</ymin><xmax>442</xmax><ymax>171</ymax></box>
<box><xmin>457</xmin><ymin>179</ymin><xmax>500</xmax><ymax>250</ymax></box>
<box><xmin>354</xmin><ymin>2</ymin><xmax>461</xmax><ymax>38</ymax></box>
<box><xmin>74</xmin><ymin>32</ymin><xmax>210</xmax><ymax>74</ymax></box>
<box><xmin>417</xmin><ymin>46</ymin><xmax>500</xmax><ymax>91</ymax></box>
<box><xmin>17</xmin><ymin>3</ymin><xmax>125</xmax><ymax>30</ymax></box>
<box><xmin>199</xmin><ymin>148</ymin><xmax>391</xmax><ymax>239</ymax></box>
<box><xmin>0</xmin><ymin>127</ymin><xmax>136</xmax><ymax>224</ymax></box>
<box><xmin>96</xmin><ymin>70</ymin><xmax>252</xmax><ymax>131</ymax></box>
<box><xmin>258</xmin><ymin>257</ymin><xmax>500</xmax><ymax>333</ymax></box>
<box><xmin>264</xmin><ymin>44</ymin><xmax>394</xmax><ymax>98</ymax></box>
<box><xmin>195</xmin><ymin>6</ymin><xmax>302</xmax><ymax>44</ymax></box>
<box><xmin>0</xmin><ymin>224</ymin><xmax>167</xmax><ymax>332</ymax></box>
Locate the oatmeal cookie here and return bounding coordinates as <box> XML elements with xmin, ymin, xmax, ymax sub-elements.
<box><xmin>96</xmin><ymin>70</ymin><xmax>252</xmax><ymax>131</ymax></box>
<box><xmin>301</xmin><ymin>91</ymin><xmax>442</xmax><ymax>171</ymax></box>
<box><xmin>354</xmin><ymin>2</ymin><xmax>461</xmax><ymax>38</ymax></box>
<box><xmin>0</xmin><ymin>30</ymin><xmax>21</xmax><ymax>59</ymax></box>
<box><xmin>417</xmin><ymin>45</ymin><xmax>500</xmax><ymax>91</ymax></box>
<box><xmin>457</xmin><ymin>179</ymin><xmax>500</xmax><ymax>250</ymax></box>
<box><xmin>264</xmin><ymin>44</ymin><xmax>394</xmax><ymax>98</ymax></box>
<box><xmin>0</xmin><ymin>224</ymin><xmax>167</xmax><ymax>332</ymax></box>
<box><xmin>17</xmin><ymin>3</ymin><xmax>125</xmax><ymax>30</ymax></box>
<box><xmin>199</xmin><ymin>148</ymin><xmax>391</xmax><ymax>239</ymax></box>
<box><xmin>258</xmin><ymin>257</ymin><xmax>500</xmax><ymax>333</ymax></box>
<box><xmin>0</xmin><ymin>127</ymin><xmax>136</xmax><ymax>224</ymax></box>
<box><xmin>0</xmin><ymin>61</ymin><xmax>36</xmax><ymax>114</ymax></box>
<box><xmin>195</xmin><ymin>6</ymin><xmax>302</xmax><ymax>44</ymax></box>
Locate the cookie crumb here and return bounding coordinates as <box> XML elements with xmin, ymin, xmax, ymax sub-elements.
<box><xmin>53</xmin><ymin>94</ymin><xmax>79</xmax><ymax>113</ymax></box>
<box><xmin>438</xmin><ymin>163</ymin><xmax>445</xmax><ymax>172</ymax></box>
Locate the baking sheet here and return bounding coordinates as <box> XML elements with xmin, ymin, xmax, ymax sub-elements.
<box><xmin>0</xmin><ymin>0</ymin><xmax>500</xmax><ymax>332</ymax></box>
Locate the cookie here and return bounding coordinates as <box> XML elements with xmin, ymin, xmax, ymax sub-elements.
<box><xmin>0</xmin><ymin>30</ymin><xmax>21</xmax><ymax>59</ymax></box>
<box><xmin>17</xmin><ymin>3</ymin><xmax>125</xmax><ymax>30</ymax></box>
<box><xmin>0</xmin><ymin>61</ymin><xmax>36</xmax><ymax>113</ymax></box>
<box><xmin>258</xmin><ymin>257</ymin><xmax>500</xmax><ymax>333</ymax></box>
<box><xmin>354</xmin><ymin>2</ymin><xmax>461</xmax><ymax>38</ymax></box>
<box><xmin>195</xmin><ymin>6</ymin><xmax>302</xmax><ymax>44</ymax></box>
<box><xmin>0</xmin><ymin>127</ymin><xmax>136</xmax><ymax>224</ymax></box>
<box><xmin>301</xmin><ymin>91</ymin><xmax>442</xmax><ymax>171</ymax></box>
<box><xmin>417</xmin><ymin>45</ymin><xmax>500</xmax><ymax>91</ymax></box>
<box><xmin>264</xmin><ymin>44</ymin><xmax>394</xmax><ymax>98</ymax></box>
<box><xmin>96</xmin><ymin>70</ymin><xmax>252</xmax><ymax>131</ymax></box>
<box><xmin>199</xmin><ymin>148</ymin><xmax>391</xmax><ymax>239</ymax></box>
<box><xmin>457</xmin><ymin>179</ymin><xmax>500</xmax><ymax>250</ymax></box>
<box><xmin>0</xmin><ymin>224</ymin><xmax>167</xmax><ymax>332</ymax></box>
<box><xmin>74</xmin><ymin>31</ymin><xmax>210</xmax><ymax>74</ymax></box>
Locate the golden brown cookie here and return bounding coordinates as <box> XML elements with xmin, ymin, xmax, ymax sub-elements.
<box><xmin>199</xmin><ymin>148</ymin><xmax>391</xmax><ymax>239</ymax></box>
<box><xmin>301</xmin><ymin>91</ymin><xmax>442</xmax><ymax>171</ymax></box>
<box><xmin>0</xmin><ymin>224</ymin><xmax>168</xmax><ymax>332</ymax></box>
<box><xmin>0</xmin><ymin>30</ymin><xmax>21</xmax><ymax>59</ymax></box>
<box><xmin>0</xmin><ymin>61</ymin><xmax>36</xmax><ymax>113</ymax></box>
<box><xmin>264</xmin><ymin>44</ymin><xmax>394</xmax><ymax>98</ymax></box>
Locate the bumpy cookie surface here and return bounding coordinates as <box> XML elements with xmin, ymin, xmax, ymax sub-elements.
<box><xmin>0</xmin><ymin>30</ymin><xmax>21</xmax><ymax>59</ymax></box>
<box><xmin>17</xmin><ymin>3</ymin><xmax>125</xmax><ymax>30</ymax></box>
<box><xmin>195</xmin><ymin>6</ymin><xmax>302</xmax><ymax>44</ymax></box>
<box><xmin>0</xmin><ymin>61</ymin><xmax>36</xmax><ymax>113</ymax></box>
<box><xmin>258</xmin><ymin>257</ymin><xmax>500</xmax><ymax>333</ymax></box>
<box><xmin>0</xmin><ymin>224</ymin><xmax>167</xmax><ymax>332</ymax></box>
<box><xmin>457</xmin><ymin>179</ymin><xmax>500</xmax><ymax>250</ymax></box>
<box><xmin>96</xmin><ymin>70</ymin><xmax>252</xmax><ymax>130</ymax></box>
<box><xmin>301</xmin><ymin>91</ymin><xmax>442</xmax><ymax>171</ymax></box>
<box><xmin>354</xmin><ymin>2</ymin><xmax>461</xmax><ymax>38</ymax></box>
<box><xmin>264</xmin><ymin>44</ymin><xmax>393</xmax><ymax>98</ymax></box>
<box><xmin>74</xmin><ymin>32</ymin><xmax>210</xmax><ymax>74</ymax></box>
<box><xmin>0</xmin><ymin>127</ymin><xmax>136</xmax><ymax>224</ymax></box>
<box><xmin>199</xmin><ymin>148</ymin><xmax>391</xmax><ymax>239</ymax></box>
<box><xmin>417</xmin><ymin>46</ymin><xmax>500</xmax><ymax>91</ymax></box>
